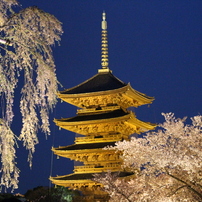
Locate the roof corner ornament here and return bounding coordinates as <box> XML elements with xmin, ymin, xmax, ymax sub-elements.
<box><xmin>99</xmin><ymin>11</ymin><xmax>112</xmax><ymax>73</ymax></box>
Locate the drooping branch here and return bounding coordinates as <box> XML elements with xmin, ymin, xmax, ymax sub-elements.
<box><xmin>0</xmin><ymin>0</ymin><xmax>63</xmax><ymax>190</ymax></box>
<box><xmin>166</xmin><ymin>172</ymin><xmax>202</xmax><ymax>200</ymax></box>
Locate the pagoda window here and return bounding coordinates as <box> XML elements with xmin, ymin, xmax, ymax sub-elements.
<box><xmin>95</xmin><ymin>135</ymin><xmax>103</xmax><ymax>138</ymax></box>
<box><xmin>95</xmin><ymin>165</ymin><xmax>104</xmax><ymax>168</ymax></box>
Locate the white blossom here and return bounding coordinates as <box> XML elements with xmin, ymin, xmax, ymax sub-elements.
<box><xmin>97</xmin><ymin>113</ymin><xmax>202</xmax><ymax>201</ymax></box>
<box><xmin>0</xmin><ymin>0</ymin><xmax>62</xmax><ymax>190</ymax></box>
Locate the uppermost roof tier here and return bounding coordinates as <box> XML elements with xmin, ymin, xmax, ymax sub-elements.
<box><xmin>57</xmin><ymin>12</ymin><xmax>154</xmax><ymax>109</ymax></box>
<box><xmin>60</xmin><ymin>71</ymin><xmax>126</xmax><ymax>94</ymax></box>
<box><xmin>58</xmin><ymin>71</ymin><xmax>154</xmax><ymax>109</ymax></box>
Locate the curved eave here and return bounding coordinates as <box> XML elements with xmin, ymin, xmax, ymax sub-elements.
<box><xmin>50</xmin><ymin>179</ymin><xmax>97</xmax><ymax>187</ymax></box>
<box><xmin>55</xmin><ymin>112</ymin><xmax>131</xmax><ymax>126</ymax></box>
<box><xmin>50</xmin><ymin>179</ymin><xmax>96</xmax><ymax>187</ymax></box>
<box><xmin>127</xmin><ymin>112</ymin><xmax>156</xmax><ymax>131</ymax></box>
<box><xmin>50</xmin><ymin>173</ymin><xmax>99</xmax><ymax>184</ymax></box>
<box><xmin>58</xmin><ymin>84</ymin><xmax>128</xmax><ymax>98</ymax></box>
<box><xmin>57</xmin><ymin>84</ymin><xmax>154</xmax><ymax>108</ymax></box>
<box><xmin>50</xmin><ymin>171</ymin><xmax>134</xmax><ymax>188</ymax></box>
<box><xmin>54</xmin><ymin>112</ymin><xmax>156</xmax><ymax>135</ymax></box>
<box><xmin>50</xmin><ymin>174</ymin><xmax>97</xmax><ymax>188</ymax></box>
<box><xmin>52</xmin><ymin>147</ymin><xmax>106</xmax><ymax>153</ymax></box>
<box><xmin>52</xmin><ymin>146</ymin><xmax>116</xmax><ymax>157</ymax></box>
<box><xmin>126</xmin><ymin>83</ymin><xmax>154</xmax><ymax>105</ymax></box>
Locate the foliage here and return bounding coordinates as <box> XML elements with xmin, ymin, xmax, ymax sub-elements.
<box><xmin>50</xmin><ymin>186</ymin><xmax>80</xmax><ymax>202</ymax></box>
<box><xmin>0</xmin><ymin>193</ymin><xmax>22</xmax><ymax>202</ymax></box>
<box><xmin>0</xmin><ymin>0</ymin><xmax>62</xmax><ymax>190</ymax></box>
<box><xmin>24</xmin><ymin>186</ymin><xmax>79</xmax><ymax>202</ymax></box>
<box><xmin>96</xmin><ymin>113</ymin><xmax>202</xmax><ymax>201</ymax></box>
<box><xmin>24</xmin><ymin>186</ymin><xmax>48</xmax><ymax>202</ymax></box>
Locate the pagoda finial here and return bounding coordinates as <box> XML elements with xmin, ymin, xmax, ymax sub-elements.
<box><xmin>99</xmin><ymin>11</ymin><xmax>111</xmax><ymax>73</ymax></box>
<box><xmin>102</xmin><ymin>11</ymin><xmax>107</xmax><ymax>30</ymax></box>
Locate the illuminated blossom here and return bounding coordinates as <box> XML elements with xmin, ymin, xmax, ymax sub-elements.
<box><xmin>0</xmin><ymin>0</ymin><xmax>62</xmax><ymax>190</ymax></box>
<box><xmin>96</xmin><ymin>113</ymin><xmax>202</xmax><ymax>201</ymax></box>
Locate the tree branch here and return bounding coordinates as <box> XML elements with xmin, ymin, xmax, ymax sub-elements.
<box><xmin>166</xmin><ymin>172</ymin><xmax>202</xmax><ymax>200</ymax></box>
<box><xmin>167</xmin><ymin>185</ymin><xmax>187</xmax><ymax>197</ymax></box>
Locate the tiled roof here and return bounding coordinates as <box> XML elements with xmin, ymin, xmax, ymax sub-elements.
<box><xmin>60</xmin><ymin>71</ymin><xmax>127</xmax><ymax>94</ymax></box>
<box><xmin>55</xmin><ymin>141</ymin><xmax>116</xmax><ymax>151</ymax></box>
<box><xmin>57</xmin><ymin>109</ymin><xmax>128</xmax><ymax>122</ymax></box>
<box><xmin>54</xmin><ymin>172</ymin><xmax>134</xmax><ymax>180</ymax></box>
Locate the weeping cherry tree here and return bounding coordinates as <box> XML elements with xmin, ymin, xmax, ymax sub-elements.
<box><xmin>0</xmin><ymin>0</ymin><xmax>62</xmax><ymax>190</ymax></box>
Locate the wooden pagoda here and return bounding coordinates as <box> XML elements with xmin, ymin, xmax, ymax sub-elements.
<box><xmin>50</xmin><ymin>12</ymin><xmax>156</xmax><ymax>202</ymax></box>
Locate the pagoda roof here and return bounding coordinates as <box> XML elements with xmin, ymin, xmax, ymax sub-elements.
<box><xmin>60</xmin><ymin>71</ymin><xmax>127</xmax><ymax>94</ymax></box>
<box><xmin>57</xmin><ymin>71</ymin><xmax>154</xmax><ymax>108</ymax></box>
<box><xmin>50</xmin><ymin>171</ymin><xmax>134</xmax><ymax>189</ymax></box>
<box><xmin>55</xmin><ymin>108</ymin><xmax>156</xmax><ymax>136</ymax></box>
<box><xmin>54</xmin><ymin>141</ymin><xmax>116</xmax><ymax>151</ymax></box>
<box><xmin>52</xmin><ymin>141</ymin><xmax>120</xmax><ymax>160</ymax></box>
<box><xmin>51</xmin><ymin>171</ymin><xmax>134</xmax><ymax>181</ymax></box>
<box><xmin>56</xmin><ymin>108</ymin><xmax>128</xmax><ymax>123</ymax></box>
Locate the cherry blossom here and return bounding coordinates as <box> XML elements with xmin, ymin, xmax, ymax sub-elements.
<box><xmin>97</xmin><ymin>113</ymin><xmax>202</xmax><ymax>201</ymax></box>
<box><xmin>0</xmin><ymin>0</ymin><xmax>62</xmax><ymax>190</ymax></box>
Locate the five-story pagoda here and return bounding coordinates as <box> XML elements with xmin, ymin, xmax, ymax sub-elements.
<box><xmin>50</xmin><ymin>12</ymin><xmax>156</xmax><ymax>201</ymax></box>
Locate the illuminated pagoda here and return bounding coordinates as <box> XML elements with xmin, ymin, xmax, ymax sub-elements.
<box><xmin>50</xmin><ymin>12</ymin><xmax>156</xmax><ymax>201</ymax></box>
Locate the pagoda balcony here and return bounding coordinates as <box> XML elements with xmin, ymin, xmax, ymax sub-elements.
<box><xmin>77</xmin><ymin>105</ymin><xmax>121</xmax><ymax>114</ymax></box>
<box><xmin>74</xmin><ymin>163</ymin><xmax>122</xmax><ymax>174</ymax></box>
<box><xmin>75</xmin><ymin>134</ymin><xmax>124</xmax><ymax>144</ymax></box>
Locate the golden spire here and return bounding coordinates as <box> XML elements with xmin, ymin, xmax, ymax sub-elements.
<box><xmin>99</xmin><ymin>11</ymin><xmax>111</xmax><ymax>73</ymax></box>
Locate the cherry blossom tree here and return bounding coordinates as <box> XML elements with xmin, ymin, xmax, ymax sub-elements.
<box><xmin>0</xmin><ymin>0</ymin><xmax>62</xmax><ymax>190</ymax></box>
<box><xmin>94</xmin><ymin>172</ymin><xmax>184</xmax><ymax>202</ymax></box>
<box><xmin>95</xmin><ymin>113</ymin><xmax>202</xmax><ymax>201</ymax></box>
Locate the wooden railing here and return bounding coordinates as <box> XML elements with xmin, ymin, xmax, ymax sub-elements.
<box><xmin>75</xmin><ymin>134</ymin><xmax>122</xmax><ymax>143</ymax></box>
<box><xmin>74</xmin><ymin>164</ymin><xmax>122</xmax><ymax>173</ymax></box>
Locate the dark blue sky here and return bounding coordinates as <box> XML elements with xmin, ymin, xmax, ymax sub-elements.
<box><xmin>10</xmin><ymin>0</ymin><xmax>202</xmax><ymax>194</ymax></box>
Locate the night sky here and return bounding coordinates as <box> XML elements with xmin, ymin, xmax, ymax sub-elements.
<box><xmin>8</xmin><ymin>0</ymin><xmax>202</xmax><ymax>194</ymax></box>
